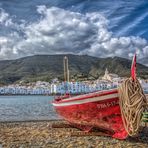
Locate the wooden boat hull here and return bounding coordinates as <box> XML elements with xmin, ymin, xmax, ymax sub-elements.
<box><xmin>52</xmin><ymin>89</ymin><xmax>128</xmax><ymax>139</ymax></box>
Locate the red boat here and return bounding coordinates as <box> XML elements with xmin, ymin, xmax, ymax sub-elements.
<box><xmin>52</xmin><ymin>54</ymin><xmax>140</xmax><ymax>139</ymax></box>
<box><xmin>53</xmin><ymin>88</ymin><xmax>127</xmax><ymax>139</ymax></box>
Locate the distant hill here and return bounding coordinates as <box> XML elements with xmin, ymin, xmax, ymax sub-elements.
<box><xmin>139</xmin><ymin>57</ymin><xmax>148</xmax><ymax>66</ymax></box>
<box><xmin>0</xmin><ymin>54</ymin><xmax>147</xmax><ymax>84</ymax></box>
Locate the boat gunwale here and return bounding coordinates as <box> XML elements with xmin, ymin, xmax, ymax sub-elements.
<box><xmin>53</xmin><ymin>89</ymin><xmax>118</xmax><ymax>105</ymax></box>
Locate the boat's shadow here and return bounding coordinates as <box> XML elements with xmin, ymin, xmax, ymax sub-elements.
<box><xmin>51</xmin><ymin>121</ymin><xmax>148</xmax><ymax>143</ymax></box>
<box><xmin>126</xmin><ymin>126</ymin><xmax>148</xmax><ymax>144</ymax></box>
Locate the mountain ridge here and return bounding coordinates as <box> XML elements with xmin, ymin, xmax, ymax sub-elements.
<box><xmin>139</xmin><ymin>57</ymin><xmax>148</xmax><ymax>66</ymax></box>
<box><xmin>0</xmin><ymin>54</ymin><xmax>147</xmax><ymax>84</ymax></box>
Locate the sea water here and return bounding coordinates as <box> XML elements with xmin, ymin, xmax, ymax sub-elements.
<box><xmin>0</xmin><ymin>95</ymin><xmax>60</xmax><ymax>122</ymax></box>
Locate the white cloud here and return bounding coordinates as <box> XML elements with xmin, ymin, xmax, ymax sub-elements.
<box><xmin>115</xmin><ymin>11</ymin><xmax>148</xmax><ymax>36</ymax></box>
<box><xmin>0</xmin><ymin>6</ymin><xmax>147</xmax><ymax>60</ymax></box>
<box><xmin>0</xmin><ymin>8</ymin><xmax>14</xmax><ymax>26</ymax></box>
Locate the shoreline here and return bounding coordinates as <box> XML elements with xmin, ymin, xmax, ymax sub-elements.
<box><xmin>0</xmin><ymin>93</ymin><xmax>85</xmax><ymax>96</ymax></box>
<box><xmin>0</xmin><ymin>119</ymin><xmax>62</xmax><ymax>124</ymax></box>
<box><xmin>0</xmin><ymin>93</ymin><xmax>147</xmax><ymax>96</ymax></box>
<box><xmin>0</xmin><ymin>120</ymin><xmax>147</xmax><ymax>147</ymax></box>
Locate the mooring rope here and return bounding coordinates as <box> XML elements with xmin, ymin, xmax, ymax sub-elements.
<box><xmin>118</xmin><ymin>77</ymin><xmax>148</xmax><ymax>136</ymax></box>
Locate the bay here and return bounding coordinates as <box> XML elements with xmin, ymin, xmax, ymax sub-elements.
<box><xmin>0</xmin><ymin>95</ymin><xmax>60</xmax><ymax>122</ymax></box>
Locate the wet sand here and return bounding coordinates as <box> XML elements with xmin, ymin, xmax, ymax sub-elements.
<box><xmin>0</xmin><ymin>120</ymin><xmax>147</xmax><ymax>148</ymax></box>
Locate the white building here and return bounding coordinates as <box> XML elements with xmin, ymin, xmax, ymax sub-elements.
<box><xmin>102</xmin><ymin>68</ymin><xmax>119</xmax><ymax>82</ymax></box>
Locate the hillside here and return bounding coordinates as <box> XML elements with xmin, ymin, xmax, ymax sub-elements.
<box><xmin>140</xmin><ymin>57</ymin><xmax>148</xmax><ymax>66</ymax></box>
<box><xmin>0</xmin><ymin>54</ymin><xmax>147</xmax><ymax>84</ymax></box>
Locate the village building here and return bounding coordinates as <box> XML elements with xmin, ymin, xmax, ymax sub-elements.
<box><xmin>102</xmin><ymin>68</ymin><xmax>119</xmax><ymax>82</ymax></box>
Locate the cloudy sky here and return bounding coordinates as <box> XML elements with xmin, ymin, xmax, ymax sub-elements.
<box><xmin>0</xmin><ymin>0</ymin><xmax>148</xmax><ymax>60</ymax></box>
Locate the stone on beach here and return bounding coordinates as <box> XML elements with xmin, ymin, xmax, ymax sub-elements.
<box><xmin>0</xmin><ymin>120</ymin><xmax>147</xmax><ymax>147</ymax></box>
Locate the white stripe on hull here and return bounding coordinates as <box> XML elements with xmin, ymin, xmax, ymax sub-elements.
<box><xmin>62</xmin><ymin>88</ymin><xmax>117</xmax><ymax>101</ymax></box>
<box><xmin>53</xmin><ymin>93</ymin><xmax>118</xmax><ymax>107</ymax></box>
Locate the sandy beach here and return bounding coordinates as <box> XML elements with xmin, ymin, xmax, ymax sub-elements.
<box><xmin>0</xmin><ymin>120</ymin><xmax>147</xmax><ymax>148</ymax></box>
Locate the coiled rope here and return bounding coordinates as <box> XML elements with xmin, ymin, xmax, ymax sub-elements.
<box><xmin>118</xmin><ymin>77</ymin><xmax>148</xmax><ymax>136</ymax></box>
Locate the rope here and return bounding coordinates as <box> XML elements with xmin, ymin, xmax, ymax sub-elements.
<box><xmin>118</xmin><ymin>77</ymin><xmax>148</xmax><ymax>136</ymax></box>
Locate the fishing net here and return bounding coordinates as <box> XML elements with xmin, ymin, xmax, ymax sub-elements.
<box><xmin>118</xmin><ymin>77</ymin><xmax>148</xmax><ymax>136</ymax></box>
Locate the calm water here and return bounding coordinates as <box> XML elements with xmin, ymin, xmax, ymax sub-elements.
<box><xmin>0</xmin><ymin>95</ymin><xmax>60</xmax><ymax>122</ymax></box>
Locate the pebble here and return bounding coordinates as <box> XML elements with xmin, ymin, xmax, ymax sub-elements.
<box><xmin>0</xmin><ymin>120</ymin><xmax>147</xmax><ymax>147</ymax></box>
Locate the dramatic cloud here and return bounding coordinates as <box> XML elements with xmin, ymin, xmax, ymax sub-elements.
<box><xmin>0</xmin><ymin>6</ymin><xmax>148</xmax><ymax>60</ymax></box>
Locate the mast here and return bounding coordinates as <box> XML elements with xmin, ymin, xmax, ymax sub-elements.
<box><xmin>63</xmin><ymin>56</ymin><xmax>69</xmax><ymax>82</ymax></box>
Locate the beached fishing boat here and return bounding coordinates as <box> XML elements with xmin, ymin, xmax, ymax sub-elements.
<box><xmin>52</xmin><ymin>54</ymin><xmax>147</xmax><ymax>139</ymax></box>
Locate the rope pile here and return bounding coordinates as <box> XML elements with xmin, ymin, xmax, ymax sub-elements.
<box><xmin>118</xmin><ymin>77</ymin><xmax>148</xmax><ymax>136</ymax></box>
